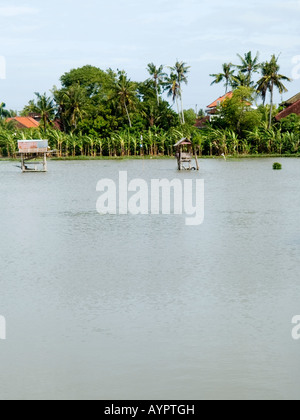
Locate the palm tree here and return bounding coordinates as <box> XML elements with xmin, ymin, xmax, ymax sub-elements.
<box><xmin>210</xmin><ymin>63</ymin><xmax>235</xmax><ymax>94</ymax></box>
<box><xmin>236</xmin><ymin>51</ymin><xmax>260</xmax><ymax>85</ymax></box>
<box><xmin>256</xmin><ymin>62</ymin><xmax>270</xmax><ymax>106</ymax></box>
<box><xmin>164</xmin><ymin>72</ymin><xmax>181</xmax><ymax>122</ymax></box>
<box><xmin>63</xmin><ymin>85</ymin><xmax>87</xmax><ymax>132</ymax></box>
<box><xmin>23</xmin><ymin>93</ymin><xmax>56</xmax><ymax>131</ymax></box>
<box><xmin>146</xmin><ymin>63</ymin><xmax>166</xmax><ymax>105</ymax></box>
<box><xmin>256</xmin><ymin>55</ymin><xmax>291</xmax><ymax>128</ymax></box>
<box><xmin>54</xmin><ymin>84</ymin><xmax>87</xmax><ymax>133</ymax></box>
<box><xmin>231</xmin><ymin>71</ymin><xmax>251</xmax><ymax>89</ymax></box>
<box><xmin>109</xmin><ymin>71</ymin><xmax>137</xmax><ymax>128</ymax></box>
<box><xmin>169</xmin><ymin>61</ymin><xmax>190</xmax><ymax>124</ymax></box>
<box><xmin>36</xmin><ymin>93</ymin><xmax>55</xmax><ymax>132</ymax></box>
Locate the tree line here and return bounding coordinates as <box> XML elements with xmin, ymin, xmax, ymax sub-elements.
<box><xmin>210</xmin><ymin>52</ymin><xmax>291</xmax><ymax>129</ymax></box>
<box><xmin>0</xmin><ymin>53</ymin><xmax>299</xmax><ymax>158</ymax></box>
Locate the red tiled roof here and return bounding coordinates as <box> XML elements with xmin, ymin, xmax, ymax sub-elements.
<box><xmin>207</xmin><ymin>91</ymin><xmax>233</xmax><ymax>108</ymax></box>
<box><xmin>275</xmin><ymin>99</ymin><xmax>300</xmax><ymax>121</ymax></box>
<box><xmin>6</xmin><ymin>117</ymin><xmax>40</xmax><ymax>128</ymax></box>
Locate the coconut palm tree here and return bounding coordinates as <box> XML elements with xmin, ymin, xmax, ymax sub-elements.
<box><xmin>164</xmin><ymin>72</ymin><xmax>181</xmax><ymax>122</ymax></box>
<box><xmin>61</xmin><ymin>84</ymin><xmax>87</xmax><ymax>133</ymax></box>
<box><xmin>236</xmin><ymin>51</ymin><xmax>260</xmax><ymax>85</ymax></box>
<box><xmin>256</xmin><ymin>55</ymin><xmax>291</xmax><ymax>128</ymax></box>
<box><xmin>169</xmin><ymin>61</ymin><xmax>190</xmax><ymax>124</ymax></box>
<box><xmin>210</xmin><ymin>63</ymin><xmax>235</xmax><ymax>94</ymax></box>
<box><xmin>231</xmin><ymin>71</ymin><xmax>251</xmax><ymax>89</ymax></box>
<box><xmin>23</xmin><ymin>93</ymin><xmax>56</xmax><ymax>132</ymax></box>
<box><xmin>256</xmin><ymin>62</ymin><xmax>270</xmax><ymax>106</ymax></box>
<box><xmin>109</xmin><ymin>71</ymin><xmax>137</xmax><ymax>128</ymax></box>
<box><xmin>53</xmin><ymin>84</ymin><xmax>87</xmax><ymax>133</ymax></box>
<box><xmin>146</xmin><ymin>63</ymin><xmax>167</xmax><ymax>105</ymax></box>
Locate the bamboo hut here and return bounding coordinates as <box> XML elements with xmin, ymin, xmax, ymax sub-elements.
<box><xmin>18</xmin><ymin>140</ymin><xmax>49</xmax><ymax>173</ymax></box>
<box><xmin>174</xmin><ymin>138</ymin><xmax>199</xmax><ymax>171</ymax></box>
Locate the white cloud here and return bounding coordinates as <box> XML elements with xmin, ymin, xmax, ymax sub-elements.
<box><xmin>0</xmin><ymin>6</ymin><xmax>38</xmax><ymax>17</ymax></box>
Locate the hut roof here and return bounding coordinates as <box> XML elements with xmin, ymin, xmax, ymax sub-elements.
<box><xmin>174</xmin><ymin>138</ymin><xmax>192</xmax><ymax>147</ymax></box>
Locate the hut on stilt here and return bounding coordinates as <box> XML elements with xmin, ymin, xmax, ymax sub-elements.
<box><xmin>18</xmin><ymin>140</ymin><xmax>49</xmax><ymax>173</ymax></box>
<box><xmin>174</xmin><ymin>138</ymin><xmax>199</xmax><ymax>171</ymax></box>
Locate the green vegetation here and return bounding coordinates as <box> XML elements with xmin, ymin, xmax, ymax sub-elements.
<box><xmin>0</xmin><ymin>53</ymin><xmax>298</xmax><ymax>159</ymax></box>
<box><xmin>273</xmin><ymin>162</ymin><xmax>282</xmax><ymax>170</ymax></box>
<box><xmin>256</xmin><ymin>55</ymin><xmax>291</xmax><ymax>128</ymax></box>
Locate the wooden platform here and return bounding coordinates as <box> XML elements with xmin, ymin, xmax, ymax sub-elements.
<box><xmin>20</xmin><ymin>153</ymin><xmax>47</xmax><ymax>173</ymax></box>
<box><xmin>18</xmin><ymin>140</ymin><xmax>49</xmax><ymax>173</ymax></box>
<box><xmin>174</xmin><ymin>138</ymin><xmax>199</xmax><ymax>171</ymax></box>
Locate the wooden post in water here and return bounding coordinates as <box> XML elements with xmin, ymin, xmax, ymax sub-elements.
<box><xmin>178</xmin><ymin>148</ymin><xmax>182</xmax><ymax>170</ymax></box>
<box><xmin>194</xmin><ymin>147</ymin><xmax>199</xmax><ymax>171</ymax></box>
<box><xmin>21</xmin><ymin>154</ymin><xmax>25</xmax><ymax>172</ymax></box>
<box><xmin>43</xmin><ymin>153</ymin><xmax>47</xmax><ymax>172</ymax></box>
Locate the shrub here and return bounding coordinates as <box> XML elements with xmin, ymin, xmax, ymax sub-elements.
<box><xmin>273</xmin><ymin>162</ymin><xmax>282</xmax><ymax>170</ymax></box>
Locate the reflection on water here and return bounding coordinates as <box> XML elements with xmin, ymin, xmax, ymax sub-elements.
<box><xmin>0</xmin><ymin>158</ymin><xmax>300</xmax><ymax>400</ymax></box>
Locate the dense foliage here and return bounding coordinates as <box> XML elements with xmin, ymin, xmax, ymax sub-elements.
<box><xmin>0</xmin><ymin>54</ymin><xmax>299</xmax><ymax>158</ymax></box>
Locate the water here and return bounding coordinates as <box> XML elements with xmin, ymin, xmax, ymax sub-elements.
<box><xmin>0</xmin><ymin>158</ymin><xmax>300</xmax><ymax>400</ymax></box>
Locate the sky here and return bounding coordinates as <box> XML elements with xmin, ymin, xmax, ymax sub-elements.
<box><xmin>0</xmin><ymin>0</ymin><xmax>299</xmax><ymax>113</ymax></box>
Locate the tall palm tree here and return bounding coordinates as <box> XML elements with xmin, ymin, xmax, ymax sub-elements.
<box><xmin>62</xmin><ymin>84</ymin><xmax>87</xmax><ymax>132</ymax></box>
<box><xmin>35</xmin><ymin>93</ymin><xmax>55</xmax><ymax>132</ymax></box>
<box><xmin>146</xmin><ymin>63</ymin><xmax>166</xmax><ymax>105</ymax></box>
<box><xmin>236</xmin><ymin>51</ymin><xmax>260</xmax><ymax>85</ymax></box>
<box><xmin>210</xmin><ymin>63</ymin><xmax>235</xmax><ymax>94</ymax></box>
<box><xmin>109</xmin><ymin>71</ymin><xmax>137</xmax><ymax>128</ymax></box>
<box><xmin>53</xmin><ymin>84</ymin><xmax>87</xmax><ymax>133</ymax></box>
<box><xmin>23</xmin><ymin>93</ymin><xmax>56</xmax><ymax>131</ymax></box>
<box><xmin>256</xmin><ymin>61</ymin><xmax>270</xmax><ymax>106</ymax></box>
<box><xmin>169</xmin><ymin>61</ymin><xmax>190</xmax><ymax>124</ymax></box>
<box><xmin>256</xmin><ymin>55</ymin><xmax>291</xmax><ymax>128</ymax></box>
<box><xmin>164</xmin><ymin>72</ymin><xmax>181</xmax><ymax>122</ymax></box>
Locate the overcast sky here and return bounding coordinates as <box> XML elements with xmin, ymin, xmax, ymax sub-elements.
<box><xmin>0</xmin><ymin>0</ymin><xmax>299</xmax><ymax>112</ymax></box>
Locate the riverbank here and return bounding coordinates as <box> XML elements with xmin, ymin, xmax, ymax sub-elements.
<box><xmin>1</xmin><ymin>153</ymin><xmax>300</xmax><ymax>162</ymax></box>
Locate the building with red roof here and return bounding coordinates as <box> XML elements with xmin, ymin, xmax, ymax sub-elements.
<box><xmin>275</xmin><ymin>93</ymin><xmax>300</xmax><ymax>121</ymax></box>
<box><xmin>206</xmin><ymin>91</ymin><xmax>233</xmax><ymax>116</ymax></box>
<box><xmin>6</xmin><ymin>116</ymin><xmax>40</xmax><ymax>129</ymax></box>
